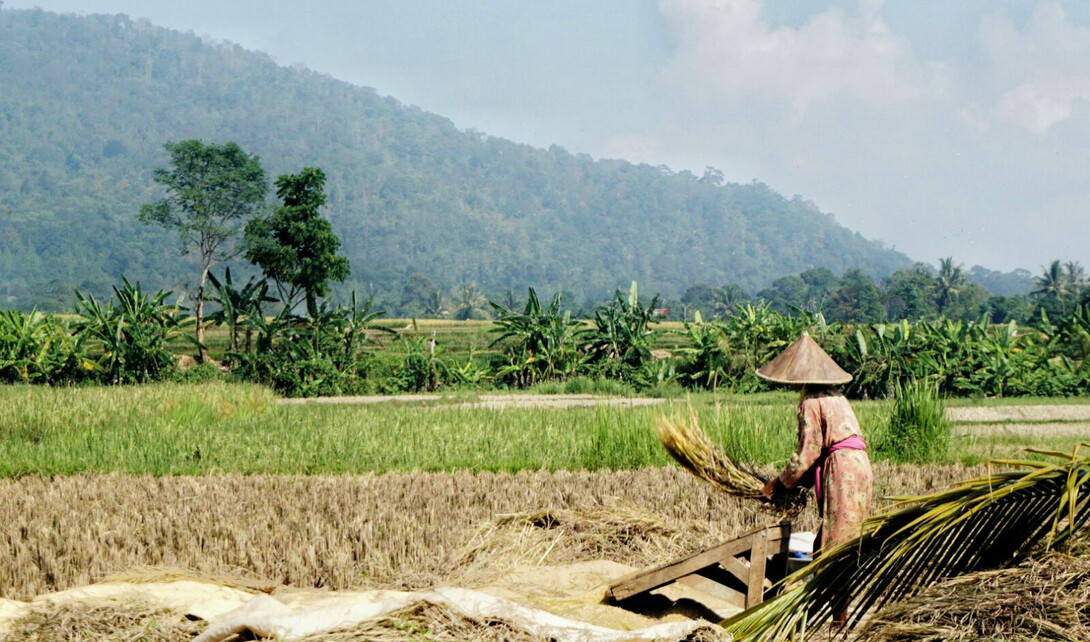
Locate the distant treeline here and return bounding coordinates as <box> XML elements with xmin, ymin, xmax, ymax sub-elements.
<box><xmin>390</xmin><ymin>257</ymin><xmax>1053</xmax><ymax>326</ymax></box>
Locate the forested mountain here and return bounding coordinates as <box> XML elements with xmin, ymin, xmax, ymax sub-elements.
<box><xmin>0</xmin><ymin>7</ymin><xmax>912</xmax><ymax>310</ymax></box>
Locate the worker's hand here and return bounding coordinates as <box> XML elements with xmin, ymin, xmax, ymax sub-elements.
<box><xmin>761</xmin><ymin>477</ymin><xmax>781</xmax><ymax>500</ymax></box>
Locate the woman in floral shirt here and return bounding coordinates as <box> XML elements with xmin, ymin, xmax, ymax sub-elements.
<box><xmin>757</xmin><ymin>332</ymin><xmax>873</xmax><ymax>551</ymax></box>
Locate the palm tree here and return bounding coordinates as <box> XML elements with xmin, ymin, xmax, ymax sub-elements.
<box><xmin>1065</xmin><ymin>260</ymin><xmax>1086</xmax><ymax>293</ymax></box>
<box><xmin>422</xmin><ymin>290</ymin><xmax>446</xmax><ymax>318</ymax></box>
<box><xmin>713</xmin><ymin>284</ymin><xmax>749</xmax><ymax>319</ymax></box>
<box><xmin>933</xmin><ymin>257</ymin><xmax>965</xmax><ymax>313</ymax></box>
<box><xmin>451</xmin><ymin>282</ymin><xmax>490</xmax><ymax>320</ymax></box>
<box><xmin>724</xmin><ymin>448</ymin><xmax>1090</xmax><ymax>641</ymax></box>
<box><xmin>1033</xmin><ymin>260</ymin><xmax>1072</xmax><ymax>310</ymax></box>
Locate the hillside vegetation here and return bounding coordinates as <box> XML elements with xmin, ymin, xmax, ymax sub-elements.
<box><xmin>0</xmin><ymin>7</ymin><xmax>911</xmax><ymax>310</ymax></box>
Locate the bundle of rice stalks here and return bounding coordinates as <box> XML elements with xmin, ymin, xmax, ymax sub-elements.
<box><xmin>654</xmin><ymin>408</ymin><xmax>807</xmax><ymax>516</ymax></box>
<box><xmin>861</xmin><ymin>553</ymin><xmax>1090</xmax><ymax>641</ymax></box>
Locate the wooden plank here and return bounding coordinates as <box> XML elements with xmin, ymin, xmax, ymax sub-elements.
<box><xmin>607</xmin><ymin>523</ymin><xmax>792</xmax><ymax>602</ymax></box>
<box><xmin>720</xmin><ymin>554</ymin><xmax>751</xmax><ymax>585</ymax></box>
<box><xmin>746</xmin><ymin>530</ymin><xmax>769</xmax><ymax>608</ymax></box>
<box><xmin>608</xmin><ymin>534</ymin><xmax>756</xmax><ymax>600</ymax></box>
<box><xmin>677</xmin><ymin>575</ymin><xmax>746</xmax><ymax>610</ymax></box>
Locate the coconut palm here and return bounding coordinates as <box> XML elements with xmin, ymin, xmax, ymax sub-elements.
<box><xmin>712</xmin><ymin>284</ymin><xmax>749</xmax><ymax>319</ymax></box>
<box><xmin>451</xmin><ymin>282</ymin><xmax>490</xmax><ymax>320</ymax></box>
<box><xmin>422</xmin><ymin>290</ymin><xmax>446</xmax><ymax>317</ymax></box>
<box><xmin>724</xmin><ymin>447</ymin><xmax>1090</xmax><ymax>641</ymax></box>
<box><xmin>1034</xmin><ymin>260</ymin><xmax>1073</xmax><ymax>309</ymax></box>
<box><xmin>933</xmin><ymin>257</ymin><xmax>965</xmax><ymax>313</ymax></box>
<box><xmin>1065</xmin><ymin>260</ymin><xmax>1086</xmax><ymax>293</ymax></box>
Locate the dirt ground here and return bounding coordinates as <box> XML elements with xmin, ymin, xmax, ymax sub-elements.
<box><xmin>282</xmin><ymin>396</ymin><xmax>1090</xmax><ymax>417</ymax></box>
<box><xmin>953</xmin><ymin>421</ymin><xmax>1090</xmax><ymax>438</ymax></box>
<box><xmin>947</xmin><ymin>405</ymin><xmax>1090</xmax><ymax>444</ymax></box>
<box><xmin>947</xmin><ymin>405</ymin><xmax>1090</xmax><ymax>423</ymax></box>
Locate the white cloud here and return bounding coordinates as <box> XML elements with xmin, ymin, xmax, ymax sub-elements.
<box><xmin>637</xmin><ymin>0</ymin><xmax>1090</xmax><ymax>272</ymax></box>
<box><xmin>657</xmin><ymin>0</ymin><xmax>944</xmax><ymax>117</ymax></box>
<box><xmin>978</xmin><ymin>2</ymin><xmax>1090</xmax><ymax>134</ymax></box>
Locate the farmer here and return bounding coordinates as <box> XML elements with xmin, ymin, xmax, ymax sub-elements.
<box><xmin>757</xmin><ymin>332</ymin><xmax>873</xmax><ymax>553</ymax></box>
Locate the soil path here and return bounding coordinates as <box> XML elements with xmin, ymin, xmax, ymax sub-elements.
<box><xmin>947</xmin><ymin>405</ymin><xmax>1090</xmax><ymax>423</ymax></box>
<box><xmin>953</xmin><ymin>422</ymin><xmax>1090</xmax><ymax>438</ymax></box>
<box><xmin>278</xmin><ymin>394</ymin><xmax>667</xmax><ymax>409</ymax></box>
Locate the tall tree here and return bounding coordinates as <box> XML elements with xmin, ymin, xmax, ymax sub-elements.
<box><xmin>713</xmin><ymin>284</ymin><xmax>749</xmax><ymax>318</ymax></box>
<box><xmin>933</xmin><ymin>257</ymin><xmax>965</xmax><ymax>313</ymax></box>
<box><xmin>138</xmin><ymin>139</ymin><xmax>267</xmax><ymax>361</ymax></box>
<box><xmin>883</xmin><ymin>264</ymin><xmax>937</xmax><ymax>321</ymax></box>
<box><xmin>1033</xmin><ymin>259</ymin><xmax>1073</xmax><ymax>313</ymax></box>
<box><xmin>827</xmin><ymin>269</ymin><xmax>885</xmax><ymax>323</ymax></box>
<box><xmin>243</xmin><ymin>167</ymin><xmax>349</xmax><ymax>318</ymax></box>
<box><xmin>451</xmin><ymin>282</ymin><xmax>490</xmax><ymax>320</ymax></box>
<box><xmin>399</xmin><ymin>272</ymin><xmax>436</xmax><ymax>315</ymax></box>
<box><xmin>1065</xmin><ymin>261</ymin><xmax>1086</xmax><ymax>292</ymax></box>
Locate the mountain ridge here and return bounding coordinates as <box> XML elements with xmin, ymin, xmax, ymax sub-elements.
<box><xmin>0</xmin><ymin>7</ymin><xmax>913</xmax><ymax>310</ymax></box>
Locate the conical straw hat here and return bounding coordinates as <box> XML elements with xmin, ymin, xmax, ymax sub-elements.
<box><xmin>755</xmin><ymin>331</ymin><xmax>852</xmax><ymax>385</ymax></box>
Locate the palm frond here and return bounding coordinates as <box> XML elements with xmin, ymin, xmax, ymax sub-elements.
<box><xmin>724</xmin><ymin>445</ymin><xmax>1090</xmax><ymax>641</ymax></box>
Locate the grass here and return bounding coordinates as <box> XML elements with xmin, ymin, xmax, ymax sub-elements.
<box><xmin>0</xmin><ymin>383</ymin><xmax>1081</xmax><ymax>476</ymax></box>
<box><xmin>875</xmin><ymin>380</ymin><xmax>950</xmax><ymax>463</ymax></box>
<box><xmin>0</xmin><ymin>383</ymin><xmax>814</xmax><ymax>475</ymax></box>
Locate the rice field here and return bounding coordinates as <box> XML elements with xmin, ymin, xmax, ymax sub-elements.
<box><xmin>0</xmin><ymin>383</ymin><xmax>1084</xmax><ymax>477</ymax></box>
<box><xmin>0</xmin><ymin>383</ymin><xmax>849</xmax><ymax>475</ymax></box>
<box><xmin>1</xmin><ymin>379</ymin><xmax>1087</xmax><ymax>631</ymax></box>
<box><xmin>0</xmin><ymin>465</ymin><xmax>985</xmax><ymax>602</ymax></box>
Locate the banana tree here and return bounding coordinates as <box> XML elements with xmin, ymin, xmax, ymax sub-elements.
<box><xmin>72</xmin><ymin>278</ymin><xmax>188</xmax><ymax>384</ymax></box>
<box><xmin>206</xmin><ymin>267</ymin><xmax>277</xmax><ymax>355</ymax></box>
<box><xmin>490</xmin><ymin>287</ymin><xmax>583</xmax><ymax>386</ymax></box>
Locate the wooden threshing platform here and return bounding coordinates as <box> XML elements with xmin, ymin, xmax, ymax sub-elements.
<box><xmin>607</xmin><ymin>523</ymin><xmax>792</xmax><ymax>610</ymax></box>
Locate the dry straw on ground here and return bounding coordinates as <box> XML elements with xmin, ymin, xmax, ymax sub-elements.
<box><xmin>294</xmin><ymin>602</ymin><xmax>548</xmax><ymax>642</ymax></box>
<box><xmin>0</xmin><ymin>466</ymin><xmax>985</xmax><ymax>602</ymax></box>
<box><xmin>452</xmin><ymin>504</ymin><xmax>715</xmax><ymax>585</ymax></box>
<box><xmin>5</xmin><ymin>601</ymin><xmax>206</xmax><ymax>641</ymax></box>
<box><xmin>861</xmin><ymin>553</ymin><xmax>1090</xmax><ymax>641</ymax></box>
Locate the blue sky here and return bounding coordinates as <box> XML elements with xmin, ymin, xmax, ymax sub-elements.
<box><xmin>7</xmin><ymin>0</ymin><xmax>1090</xmax><ymax>272</ymax></box>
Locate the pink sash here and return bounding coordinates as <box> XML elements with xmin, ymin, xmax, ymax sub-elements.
<box><xmin>814</xmin><ymin>435</ymin><xmax>867</xmax><ymax>507</ymax></box>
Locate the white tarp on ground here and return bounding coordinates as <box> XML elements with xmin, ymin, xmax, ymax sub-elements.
<box><xmin>194</xmin><ymin>586</ymin><xmax>726</xmax><ymax>642</ymax></box>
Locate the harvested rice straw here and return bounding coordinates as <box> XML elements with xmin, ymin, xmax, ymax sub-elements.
<box><xmin>655</xmin><ymin>408</ymin><xmax>807</xmax><ymax>517</ymax></box>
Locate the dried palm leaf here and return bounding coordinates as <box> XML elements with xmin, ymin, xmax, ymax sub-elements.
<box><xmin>724</xmin><ymin>445</ymin><xmax>1090</xmax><ymax>642</ymax></box>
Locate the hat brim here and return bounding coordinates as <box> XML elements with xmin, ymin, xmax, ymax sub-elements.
<box><xmin>754</xmin><ymin>331</ymin><xmax>853</xmax><ymax>385</ymax></box>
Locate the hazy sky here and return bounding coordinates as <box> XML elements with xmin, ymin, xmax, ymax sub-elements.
<box><xmin>8</xmin><ymin>0</ymin><xmax>1090</xmax><ymax>272</ymax></box>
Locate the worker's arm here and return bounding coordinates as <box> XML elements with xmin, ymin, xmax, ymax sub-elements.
<box><xmin>778</xmin><ymin>398</ymin><xmax>823</xmax><ymax>489</ymax></box>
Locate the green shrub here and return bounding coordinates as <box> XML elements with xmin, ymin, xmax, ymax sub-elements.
<box><xmin>489</xmin><ymin>287</ymin><xmax>582</xmax><ymax>387</ymax></box>
<box><xmin>529</xmin><ymin>376</ymin><xmax>635</xmax><ymax>396</ymax></box>
<box><xmin>172</xmin><ymin>361</ymin><xmax>224</xmax><ymax>384</ymax></box>
<box><xmin>230</xmin><ymin>295</ymin><xmax>390</xmax><ymax>397</ymax></box>
<box><xmin>875</xmin><ymin>379</ymin><xmax>949</xmax><ymax>463</ymax></box>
